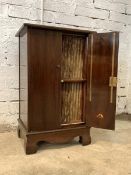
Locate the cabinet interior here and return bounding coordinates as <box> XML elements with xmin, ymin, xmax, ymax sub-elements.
<box><xmin>61</xmin><ymin>33</ymin><xmax>86</xmax><ymax>125</ymax></box>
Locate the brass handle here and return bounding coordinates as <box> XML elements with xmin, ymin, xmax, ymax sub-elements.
<box><xmin>110</xmin><ymin>33</ymin><xmax>116</xmax><ymax>103</ymax></box>
<box><xmin>97</xmin><ymin>113</ymin><xmax>104</xmax><ymax>119</ymax></box>
<box><xmin>56</xmin><ymin>65</ymin><xmax>61</xmax><ymax>69</ymax></box>
<box><xmin>89</xmin><ymin>34</ymin><xmax>93</xmax><ymax>102</ymax></box>
<box><xmin>61</xmin><ymin>80</ymin><xmax>64</xmax><ymax>83</ymax></box>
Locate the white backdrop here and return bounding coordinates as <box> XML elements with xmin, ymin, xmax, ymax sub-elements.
<box><xmin>0</xmin><ymin>0</ymin><xmax>131</xmax><ymax>129</ymax></box>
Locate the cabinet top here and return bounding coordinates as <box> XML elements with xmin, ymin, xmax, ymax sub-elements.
<box><xmin>15</xmin><ymin>23</ymin><xmax>96</xmax><ymax>37</ymax></box>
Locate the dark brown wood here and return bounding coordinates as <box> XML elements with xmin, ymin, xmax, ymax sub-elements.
<box><xmin>79</xmin><ymin>128</ymin><xmax>91</xmax><ymax>145</ymax></box>
<box><xmin>28</xmin><ymin>28</ymin><xmax>62</xmax><ymax>131</ymax></box>
<box><xmin>17</xmin><ymin>24</ymin><xmax>119</xmax><ymax>154</ymax></box>
<box><xmin>18</xmin><ymin>118</ymin><xmax>91</xmax><ymax>154</ymax></box>
<box><xmin>15</xmin><ymin>23</ymin><xmax>96</xmax><ymax>37</ymax></box>
<box><xmin>86</xmin><ymin>32</ymin><xmax>119</xmax><ymax>130</ymax></box>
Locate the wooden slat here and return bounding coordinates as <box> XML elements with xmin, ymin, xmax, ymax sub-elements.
<box><xmin>61</xmin><ymin>34</ymin><xmax>85</xmax><ymax>79</ymax></box>
<box><xmin>61</xmin><ymin>34</ymin><xmax>85</xmax><ymax>125</ymax></box>
<box><xmin>61</xmin><ymin>83</ymin><xmax>83</xmax><ymax>124</ymax></box>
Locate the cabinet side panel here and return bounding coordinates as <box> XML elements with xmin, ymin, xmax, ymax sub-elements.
<box><xmin>28</xmin><ymin>28</ymin><xmax>61</xmax><ymax>132</ymax></box>
<box><xmin>19</xmin><ymin>32</ymin><xmax>28</xmax><ymax>128</ymax></box>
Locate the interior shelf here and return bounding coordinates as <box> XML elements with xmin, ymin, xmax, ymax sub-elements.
<box><xmin>61</xmin><ymin>79</ymin><xmax>87</xmax><ymax>83</ymax></box>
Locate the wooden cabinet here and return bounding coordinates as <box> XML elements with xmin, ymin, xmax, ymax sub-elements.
<box><xmin>16</xmin><ymin>24</ymin><xmax>119</xmax><ymax>154</ymax></box>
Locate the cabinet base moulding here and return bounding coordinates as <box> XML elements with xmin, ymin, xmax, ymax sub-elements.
<box><xmin>17</xmin><ymin>119</ymin><xmax>91</xmax><ymax>154</ymax></box>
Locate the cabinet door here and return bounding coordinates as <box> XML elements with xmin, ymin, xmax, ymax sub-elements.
<box><xmin>86</xmin><ymin>32</ymin><xmax>119</xmax><ymax>130</ymax></box>
<box><xmin>28</xmin><ymin>28</ymin><xmax>62</xmax><ymax>131</ymax></box>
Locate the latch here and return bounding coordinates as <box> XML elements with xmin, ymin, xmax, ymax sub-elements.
<box><xmin>97</xmin><ymin>113</ymin><xmax>104</xmax><ymax>119</ymax></box>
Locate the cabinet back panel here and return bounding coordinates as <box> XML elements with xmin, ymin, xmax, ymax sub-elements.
<box><xmin>61</xmin><ymin>34</ymin><xmax>86</xmax><ymax>124</ymax></box>
<box><xmin>61</xmin><ymin>34</ymin><xmax>85</xmax><ymax>79</ymax></box>
<box><xmin>28</xmin><ymin>28</ymin><xmax>62</xmax><ymax>131</ymax></box>
<box><xmin>61</xmin><ymin>83</ymin><xmax>83</xmax><ymax>124</ymax></box>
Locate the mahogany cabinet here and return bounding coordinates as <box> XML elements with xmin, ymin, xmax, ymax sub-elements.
<box><xmin>16</xmin><ymin>23</ymin><xmax>119</xmax><ymax>154</ymax></box>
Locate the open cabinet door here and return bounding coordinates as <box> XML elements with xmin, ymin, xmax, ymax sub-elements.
<box><xmin>86</xmin><ymin>32</ymin><xmax>119</xmax><ymax>130</ymax></box>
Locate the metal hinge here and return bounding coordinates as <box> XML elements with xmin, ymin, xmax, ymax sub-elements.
<box><xmin>109</xmin><ymin>76</ymin><xmax>117</xmax><ymax>87</ymax></box>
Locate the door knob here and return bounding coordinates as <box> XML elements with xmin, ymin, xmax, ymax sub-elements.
<box><xmin>56</xmin><ymin>65</ymin><xmax>61</xmax><ymax>69</ymax></box>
